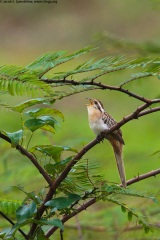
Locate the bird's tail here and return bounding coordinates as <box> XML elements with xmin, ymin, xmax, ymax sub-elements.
<box><xmin>110</xmin><ymin>140</ymin><xmax>126</xmax><ymax>188</ymax></box>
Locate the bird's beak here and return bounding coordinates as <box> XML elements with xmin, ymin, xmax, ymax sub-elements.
<box><xmin>86</xmin><ymin>98</ymin><xmax>93</xmax><ymax>106</ymax></box>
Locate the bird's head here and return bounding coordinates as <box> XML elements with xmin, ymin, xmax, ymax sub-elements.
<box><xmin>86</xmin><ymin>98</ymin><xmax>104</xmax><ymax>113</ymax></box>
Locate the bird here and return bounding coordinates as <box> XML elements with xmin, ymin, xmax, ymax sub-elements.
<box><xmin>86</xmin><ymin>98</ymin><xmax>126</xmax><ymax>188</ymax></box>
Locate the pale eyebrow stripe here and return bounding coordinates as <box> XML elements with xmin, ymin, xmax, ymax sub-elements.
<box><xmin>96</xmin><ymin>100</ymin><xmax>103</xmax><ymax>112</ymax></box>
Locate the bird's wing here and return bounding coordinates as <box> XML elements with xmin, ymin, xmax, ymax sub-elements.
<box><xmin>103</xmin><ymin>112</ymin><xmax>125</xmax><ymax>145</ymax></box>
<box><xmin>111</xmin><ymin>129</ymin><xmax>125</xmax><ymax>145</ymax></box>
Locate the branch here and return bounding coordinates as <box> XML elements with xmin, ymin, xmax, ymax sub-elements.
<box><xmin>122</xmin><ymin>168</ymin><xmax>160</xmax><ymax>186</ymax></box>
<box><xmin>139</xmin><ymin>106</ymin><xmax>160</xmax><ymax>118</ymax></box>
<box><xmin>43</xmin><ymin>78</ymin><xmax>152</xmax><ymax>103</ymax></box>
<box><xmin>0</xmin><ymin>211</ymin><xmax>27</xmax><ymax>239</ymax></box>
<box><xmin>0</xmin><ymin>132</ymin><xmax>53</xmax><ymax>187</ymax></box>
<box><xmin>45</xmin><ymin>166</ymin><xmax>160</xmax><ymax>238</ymax></box>
<box><xmin>123</xmin><ymin>222</ymin><xmax>160</xmax><ymax>232</ymax></box>
<box><xmin>64</xmin><ymin>224</ymin><xmax>106</xmax><ymax>232</ymax></box>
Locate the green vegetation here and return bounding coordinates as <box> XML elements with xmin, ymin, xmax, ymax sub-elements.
<box><xmin>0</xmin><ymin>46</ymin><xmax>160</xmax><ymax>239</ymax></box>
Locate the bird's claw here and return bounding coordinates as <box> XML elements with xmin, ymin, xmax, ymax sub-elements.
<box><xmin>96</xmin><ymin>133</ymin><xmax>104</xmax><ymax>143</ymax></box>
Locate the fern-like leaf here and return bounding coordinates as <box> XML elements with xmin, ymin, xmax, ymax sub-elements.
<box><xmin>0</xmin><ymin>65</ymin><xmax>52</xmax><ymax>96</ymax></box>
<box><xmin>52</xmin><ymin>56</ymin><xmax>126</xmax><ymax>80</ymax></box>
<box><xmin>60</xmin><ymin>158</ymin><xmax>103</xmax><ymax>194</ymax></box>
<box><xmin>0</xmin><ymin>199</ymin><xmax>22</xmax><ymax>215</ymax></box>
<box><xmin>106</xmin><ymin>196</ymin><xmax>151</xmax><ymax>232</ymax></box>
<box><xmin>27</xmin><ymin>46</ymin><xmax>95</xmax><ymax>77</ymax></box>
<box><xmin>119</xmin><ymin>72</ymin><xmax>155</xmax><ymax>87</ymax></box>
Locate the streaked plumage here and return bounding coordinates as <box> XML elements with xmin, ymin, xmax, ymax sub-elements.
<box><xmin>86</xmin><ymin>98</ymin><xmax>126</xmax><ymax>188</ymax></box>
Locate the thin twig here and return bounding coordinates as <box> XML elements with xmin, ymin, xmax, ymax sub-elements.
<box><xmin>0</xmin><ymin>211</ymin><xmax>27</xmax><ymax>239</ymax></box>
<box><xmin>0</xmin><ymin>132</ymin><xmax>53</xmax><ymax>187</ymax></box>
<box><xmin>86</xmin><ymin>159</ymin><xmax>95</xmax><ymax>187</ymax></box>
<box><xmin>121</xmin><ymin>168</ymin><xmax>160</xmax><ymax>187</ymax></box>
<box><xmin>60</xmin><ymin>229</ymin><xmax>64</xmax><ymax>240</ymax></box>
<box><xmin>64</xmin><ymin>224</ymin><xmax>106</xmax><ymax>232</ymax></box>
<box><xmin>75</xmin><ymin>215</ymin><xmax>83</xmax><ymax>240</ymax></box>
<box><xmin>139</xmin><ymin>106</ymin><xmax>160</xmax><ymax>118</ymax></box>
<box><xmin>123</xmin><ymin>222</ymin><xmax>160</xmax><ymax>232</ymax></box>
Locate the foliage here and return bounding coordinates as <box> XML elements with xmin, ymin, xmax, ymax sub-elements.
<box><xmin>0</xmin><ymin>200</ymin><xmax>22</xmax><ymax>215</ymax></box>
<box><xmin>95</xmin><ymin>31</ymin><xmax>160</xmax><ymax>56</ymax></box>
<box><xmin>0</xmin><ymin>46</ymin><xmax>160</xmax><ymax>239</ymax></box>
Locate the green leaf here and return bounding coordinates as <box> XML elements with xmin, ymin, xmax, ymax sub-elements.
<box><xmin>45</xmin><ymin>193</ymin><xmax>81</xmax><ymax>210</ymax></box>
<box><xmin>68</xmin><ymin>193</ymin><xmax>81</xmax><ymax>203</ymax></box>
<box><xmin>39</xmin><ymin>218</ymin><xmax>64</xmax><ymax>230</ymax></box>
<box><xmin>0</xmin><ymin>65</ymin><xmax>52</xmax><ymax>96</ymax></box>
<box><xmin>44</xmin><ymin>156</ymin><xmax>73</xmax><ymax>174</ymax></box>
<box><xmin>36</xmin><ymin>228</ymin><xmax>48</xmax><ymax>240</ymax></box>
<box><xmin>30</xmin><ymin>145</ymin><xmax>77</xmax><ymax>161</ymax></box>
<box><xmin>0</xmin><ymin>228</ymin><xmax>11</xmax><ymax>238</ymax></box>
<box><xmin>12</xmin><ymin>98</ymin><xmax>55</xmax><ymax>113</ymax></box>
<box><xmin>150</xmin><ymin>196</ymin><xmax>159</xmax><ymax>204</ymax></box>
<box><xmin>2</xmin><ymin>130</ymin><xmax>23</xmax><ymax>147</ymax></box>
<box><xmin>24</xmin><ymin>116</ymin><xmax>57</xmax><ymax>132</ymax></box>
<box><xmin>120</xmin><ymin>72</ymin><xmax>154</xmax><ymax>87</ymax></box>
<box><xmin>16</xmin><ymin>201</ymin><xmax>37</xmax><ymax>223</ymax></box>
<box><xmin>39</xmin><ymin>116</ymin><xmax>59</xmax><ymax>128</ymax></box>
<box><xmin>41</xmin><ymin>125</ymin><xmax>56</xmax><ymax>133</ymax></box>
<box><xmin>25</xmin><ymin>107</ymin><xmax>64</xmax><ymax>120</ymax></box>
<box><xmin>0</xmin><ymin>199</ymin><xmax>22</xmax><ymax>215</ymax></box>
<box><xmin>128</xmin><ymin>211</ymin><xmax>133</xmax><ymax>221</ymax></box>
<box><xmin>24</xmin><ymin>119</ymin><xmax>46</xmax><ymax>132</ymax></box>
<box><xmin>144</xmin><ymin>226</ymin><xmax>150</xmax><ymax>234</ymax></box>
<box><xmin>45</xmin><ymin>196</ymin><xmax>72</xmax><ymax>209</ymax></box>
<box><xmin>102</xmin><ymin>184</ymin><xmax>160</xmax><ymax>204</ymax></box>
<box><xmin>27</xmin><ymin>51</ymin><xmax>66</xmax><ymax>74</ymax></box>
<box><xmin>121</xmin><ymin>205</ymin><xmax>126</xmax><ymax>213</ymax></box>
<box><xmin>27</xmin><ymin>46</ymin><xmax>95</xmax><ymax>77</ymax></box>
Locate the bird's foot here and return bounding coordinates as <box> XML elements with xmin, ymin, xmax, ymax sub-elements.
<box><xmin>96</xmin><ymin>133</ymin><xmax>104</xmax><ymax>143</ymax></box>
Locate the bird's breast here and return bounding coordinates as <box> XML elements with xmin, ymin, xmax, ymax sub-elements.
<box><xmin>87</xmin><ymin>108</ymin><xmax>109</xmax><ymax>135</ymax></box>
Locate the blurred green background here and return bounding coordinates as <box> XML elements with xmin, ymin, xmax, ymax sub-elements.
<box><xmin>0</xmin><ymin>0</ymin><xmax>160</xmax><ymax>239</ymax></box>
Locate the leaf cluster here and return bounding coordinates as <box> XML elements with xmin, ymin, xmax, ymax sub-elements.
<box><xmin>0</xmin><ymin>46</ymin><xmax>159</xmax><ymax>103</ymax></box>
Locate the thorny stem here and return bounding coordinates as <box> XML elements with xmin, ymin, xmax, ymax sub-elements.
<box><xmin>43</xmin><ymin>78</ymin><xmax>156</xmax><ymax>103</ymax></box>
